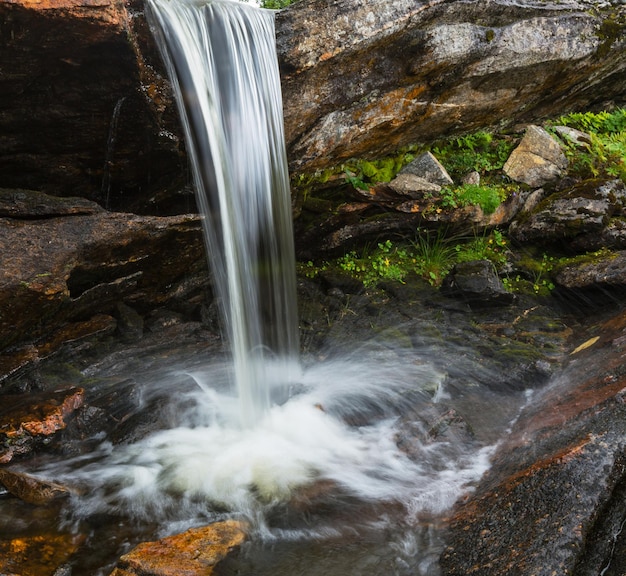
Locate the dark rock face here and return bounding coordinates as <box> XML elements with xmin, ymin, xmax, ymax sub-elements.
<box><xmin>0</xmin><ymin>0</ymin><xmax>186</xmax><ymax>213</ymax></box>
<box><xmin>0</xmin><ymin>191</ymin><xmax>208</xmax><ymax>376</ymax></box>
<box><xmin>440</xmin><ymin>310</ymin><xmax>626</xmax><ymax>576</ymax></box>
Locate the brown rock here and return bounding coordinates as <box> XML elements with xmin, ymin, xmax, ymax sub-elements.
<box><xmin>0</xmin><ymin>200</ymin><xmax>206</xmax><ymax>357</ymax></box>
<box><xmin>0</xmin><ymin>469</ymin><xmax>72</xmax><ymax>505</ymax></box>
<box><xmin>0</xmin><ymin>532</ymin><xmax>83</xmax><ymax>576</ymax></box>
<box><xmin>0</xmin><ymin>387</ymin><xmax>84</xmax><ymax>463</ymax></box>
<box><xmin>110</xmin><ymin>520</ymin><xmax>247</xmax><ymax>576</ymax></box>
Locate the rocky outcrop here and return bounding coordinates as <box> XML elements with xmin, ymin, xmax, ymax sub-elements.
<box><xmin>0</xmin><ymin>190</ymin><xmax>208</xmax><ymax>383</ymax></box>
<box><xmin>440</xmin><ymin>310</ymin><xmax>626</xmax><ymax>576</ymax></box>
<box><xmin>0</xmin><ymin>0</ymin><xmax>624</xmax><ymax>209</ymax></box>
<box><xmin>510</xmin><ymin>179</ymin><xmax>626</xmax><ymax>246</ymax></box>
<box><xmin>277</xmin><ymin>0</ymin><xmax>626</xmax><ymax>173</ymax></box>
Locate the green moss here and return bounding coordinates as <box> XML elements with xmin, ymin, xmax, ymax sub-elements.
<box><xmin>596</xmin><ymin>15</ymin><xmax>626</xmax><ymax>58</ymax></box>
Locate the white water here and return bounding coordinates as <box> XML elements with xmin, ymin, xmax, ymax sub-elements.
<box><xmin>36</xmin><ymin>350</ymin><xmax>497</xmax><ymax>541</ymax></box>
<box><xmin>147</xmin><ymin>0</ymin><xmax>299</xmax><ymax>426</ymax></box>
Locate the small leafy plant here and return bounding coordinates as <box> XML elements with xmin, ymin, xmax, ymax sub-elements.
<box><xmin>548</xmin><ymin>108</ymin><xmax>626</xmax><ymax>183</ymax></box>
<box><xmin>432</xmin><ymin>131</ymin><xmax>516</xmax><ymax>180</ymax></box>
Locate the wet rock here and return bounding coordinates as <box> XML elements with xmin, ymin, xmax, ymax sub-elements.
<box><xmin>110</xmin><ymin>520</ymin><xmax>247</xmax><ymax>576</ymax></box>
<box><xmin>441</xmin><ymin>260</ymin><xmax>515</xmax><ymax>306</ymax></box>
<box><xmin>399</xmin><ymin>152</ymin><xmax>454</xmax><ymax>188</ymax></box>
<box><xmin>0</xmin><ymin>188</ymin><xmax>103</xmax><ymax>218</ymax></box>
<box><xmin>440</xmin><ymin>311</ymin><xmax>626</xmax><ymax>576</ymax></box>
<box><xmin>554</xmin><ymin>249</ymin><xmax>626</xmax><ymax>292</ymax></box>
<box><xmin>0</xmin><ymin>387</ymin><xmax>84</xmax><ymax>463</ymax></box>
<box><xmin>0</xmin><ymin>469</ymin><xmax>72</xmax><ymax>505</ymax></box>
<box><xmin>0</xmin><ymin>0</ymin><xmax>185</xmax><ymax>212</ymax></box>
<box><xmin>503</xmin><ymin>125</ymin><xmax>568</xmax><ymax>187</ymax></box>
<box><xmin>0</xmin><ymin>532</ymin><xmax>84</xmax><ymax>576</ymax></box>
<box><xmin>0</xmin><ymin>203</ymin><xmax>206</xmax><ymax>367</ymax></box>
<box><xmin>115</xmin><ymin>302</ymin><xmax>145</xmax><ymax>343</ymax></box>
<box><xmin>510</xmin><ymin>179</ymin><xmax>626</xmax><ymax>246</ymax></box>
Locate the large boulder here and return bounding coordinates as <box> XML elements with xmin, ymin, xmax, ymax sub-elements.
<box><xmin>0</xmin><ymin>0</ymin><xmax>624</xmax><ymax>208</ymax></box>
<box><xmin>0</xmin><ymin>190</ymin><xmax>208</xmax><ymax>376</ymax></box>
<box><xmin>277</xmin><ymin>0</ymin><xmax>626</xmax><ymax>173</ymax></box>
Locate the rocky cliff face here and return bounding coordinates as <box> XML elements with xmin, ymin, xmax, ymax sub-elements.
<box><xmin>277</xmin><ymin>0</ymin><xmax>626</xmax><ymax>172</ymax></box>
<box><xmin>0</xmin><ymin>0</ymin><xmax>623</xmax><ymax>211</ymax></box>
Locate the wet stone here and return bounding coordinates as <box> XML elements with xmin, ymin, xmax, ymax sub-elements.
<box><xmin>110</xmin><ymin>520</ymin><xmax>247</xmax><ymax>576</ymax></box>
<box><xmin>0</xmin><ymin>387</ymin><xmax>84</xmax><ymax>463</ymax></box>
<box><xmin>440</xmin><ymin>260</ymin><xmax>515</xmax><ymax>307</ymax></box>
<box><xmin>0</xmin><ymin>532</ymin><xmax>83</xmax><ymax>576</ymax></box>
<box><xmin>0</xmin><ymin>469</ymin><xmax>72</xmax><ymax>505</ymax></box>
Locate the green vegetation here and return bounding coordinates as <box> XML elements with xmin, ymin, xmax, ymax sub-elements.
<box><xmin>302</xmin><ymin>229</ymin><xmax>510</xmax><ymax>288</ymax></box>
<box><xmin>342</xmin><ymin>150</ymin><xmax>419</xmax><ymax>190</ymax></box>
<box><xmin>259</xmin><ymin>0</ymin><xmax>294</xmax><ymax>8</ymax></box>
<box><xmin>547</xmin><ymin>108</ymin><xmax>626</xmax><ymax>183</ymax></box>
<box><xmin>296</xmin><ymin>108</ymin><xmax>626</xmax><ymax>296</ymax></box>
<box><xmin>432</xmin><ymin>131</ymin><xmax>516</xmax><ymax>181</ymax></box>
<box><xmin>437</xmin><ymin>183</ymin><xmax>509</xmax><ymax>215</ymax></box>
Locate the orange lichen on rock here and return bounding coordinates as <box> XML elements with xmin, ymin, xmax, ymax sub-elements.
<box><xmin>110</xmin><ymin>520</ymin><xmax>247</xmax><ymax>576</ymax></box>
<box><xmin>0</xmin><ymin>533</ymin><xmax>83</xmax><ymax>576</ymax></box>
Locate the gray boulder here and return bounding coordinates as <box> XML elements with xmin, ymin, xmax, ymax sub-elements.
<box><xmin>503</xmin><ymin>125</ymin><xmax>568</xmax><ymax>187</ymax></box>
<box><xmin>441</xmin><ymin>260</ymin><xmax>515</xmax><ymax>306</ymax></box>
<box><xmin>510</xmin><ymin>179</ymin><xmax>626</xmax><ymax>245</ymax></box>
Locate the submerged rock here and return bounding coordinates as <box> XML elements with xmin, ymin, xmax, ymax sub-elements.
<box><xmin>110</xmin><ymin>520</ymin><xmax>247</xmax><ymax>576</ymax></box>
<box><xmin>0</xmin><ymin>532</ymin><xmax>83</xmax><ymax>576</ymax></box>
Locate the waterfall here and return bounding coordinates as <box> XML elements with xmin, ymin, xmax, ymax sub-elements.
<box><xmin>146</xmin><ymin>0</ymin><xmax>300</xmax><ymax>426</ymax></box>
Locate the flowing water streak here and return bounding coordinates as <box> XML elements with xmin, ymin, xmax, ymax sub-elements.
<box><xmin>146</xmin><ymin>0</ymin><xmax>300</xmax><ymax>426</ymax></box>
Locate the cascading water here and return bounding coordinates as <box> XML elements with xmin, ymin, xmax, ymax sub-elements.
<box><xmin>146</xmin><ymin>0</ymin><xmax>300</xmax><ymax>426</ymax></box>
